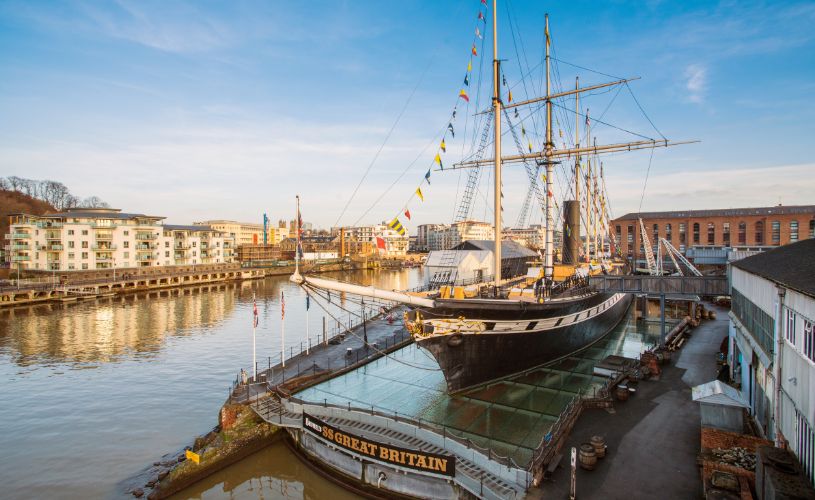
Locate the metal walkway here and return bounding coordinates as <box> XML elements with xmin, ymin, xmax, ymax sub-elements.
<box><xmin>588</xmin><ymin>274</ymin><xmax>728</xmax><ymax>297</ymax></box>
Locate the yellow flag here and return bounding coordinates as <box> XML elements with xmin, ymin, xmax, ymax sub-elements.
<box><xmin>416</xmin><ymin>187</ymin><xmax>424</xmax><ymax>202</ymax></box>
<box><xmin>434</xmin><ymin>153</ymin><xmax>443</xmax><ymax>169</ymax></box>
<box><xmin>467</xmin><ymin>60</ymin><xmax>472</xmax><ymax>72</ymax></box>
<box><xmin>440</xmin><ymin>139</ymin><xmax>446</xmax><ymax>153</ymax></box>
<box><xmin>186</xmin><ymin>449</ymin><xmax>200</xmax><ymax>464</ymax></box>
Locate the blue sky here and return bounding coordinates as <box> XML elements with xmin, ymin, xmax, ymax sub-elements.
<box><xmin>1</xmin><ymin>0</ymin><xmax>813</xmax><ymax>230</ymax></box>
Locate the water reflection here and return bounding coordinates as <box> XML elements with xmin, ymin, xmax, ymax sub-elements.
<box><xmin>170</xmin><ymin>441</ymin><xmax>360</xmax><ymax>500</ymax></box>
<box><xmin>0</xmin><ymin>268</ymin><xmax>424</xmax><ymax>500</ymax></box>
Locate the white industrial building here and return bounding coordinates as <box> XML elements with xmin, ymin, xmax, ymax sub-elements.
<box><xmin>728</xmin><ymin>239</ymin><xmax>815</xmax><ymax>486</ymax></box>
<box><xmin>424</xmin><ymin>239</ymin><xmax>538</xmax><ymax>285</ymax></box>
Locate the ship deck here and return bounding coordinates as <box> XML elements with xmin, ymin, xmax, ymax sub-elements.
<box><xmin>294</xmin><ymin>305</ymin><xmax>669</xmax><ymax>467</ymax></box>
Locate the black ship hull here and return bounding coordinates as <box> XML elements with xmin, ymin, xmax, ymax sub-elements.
<box><xmin>411</xmin><ymin>291</ymin><xmax>633</xmax><ymax>393</ymax></box>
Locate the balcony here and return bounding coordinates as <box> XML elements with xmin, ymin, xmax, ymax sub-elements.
<box><xmin>12</xmin><ymin>255</ymin><xmax>31</xmax><ymax>262</ymax></box>
<box><xmin>135</xmin><ymin>233</ymin><xmax>157</xmax><ymax>240</ymax></box>
<box><xmin>92</xmin><ymin>244</ymin><xmax>117</xmax><ymax>251</ymax></box>
<box><xmin>135</xmin><ymin>255</ymin><xmax>155</xmax><ymax>261</ymax></box>
<box><xmin>47</xmin><ymin>244</ymin><xmax>64</xmax><ymax>251</ymax></box>
<box><xmin>11</xmin><ymin>243</ymin><xmax>30</xmax><ymax>250</ymax></box>
<box><xmin>95</xmin><ymin>233</ymin><xmax>114</xmax><ymax>240</ymax></box>
<box><xmin>36</xmin><ymin>221</ymin><xmax>63</xmax><ymax>228</ymax></box>
<box><xmin>11</xmin><ymin>232</ymin><xmax>32</xmax><ymax>239</ymax></box>
<box><xmin>135</xmin><ymin>244</ymin><xmax>155</xmax><ymax>250</ymax></box>
<box><xmin>174</xmin><ymin>244</ymin><xmax>191</xmax><ymax>250</ymax></box>
<box><xmin>96</xmin><ymin>255</ymin><xmax>114</xmax><ymax>261</ymax></box>
<box><xmin>45</xmin><ymin>233</ymin><xmax>62</xmax><ymax>240</ymax></box>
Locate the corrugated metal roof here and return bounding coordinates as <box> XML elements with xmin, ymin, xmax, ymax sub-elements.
<box><xmin>731</xmin><ymin>239</ymin><xmax>815</xmax><ymax>298</ymax></box>
<box><xmin>692</xmin><ymin>380</ymin><xmax>749</xmax><ymax>407</ymax></box>
<box><xmin>453</xmin><ymin>239</ymin><xmax>538</xmax><ymax>259</ymax></box>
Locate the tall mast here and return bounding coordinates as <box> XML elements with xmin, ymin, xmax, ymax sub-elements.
<box><xmin>543</xmin><ymin>14</ymin><xmax>554</xmax><ymax>280</ymax></box>
<box><xmin>492</xmin><ymin>0</ymin><xmax>502</xmax><ymax>286</ymax></box>
<box><xmin>585</xmin><ymin>111</ymin><xmax>592</xmax><ymax>261</ymax></box>
<box><xmin>574</xmin><ymin>76</ymin><xmax>581</xmax><ymax>261</ymax></box>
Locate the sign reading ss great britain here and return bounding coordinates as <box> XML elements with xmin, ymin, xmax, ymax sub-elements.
<box><xmin>303</xmin><ymin>413</ymin><xmax>456</xmax><ymax>477</ymax></box>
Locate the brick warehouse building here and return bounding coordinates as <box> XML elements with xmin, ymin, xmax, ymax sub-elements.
<box><xmin>612</xmin><ymin>205</ymin><xmax>815</xmax><ymax>264</ymax></box>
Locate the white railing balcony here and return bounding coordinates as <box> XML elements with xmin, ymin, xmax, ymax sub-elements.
<box><xmin>11</xmin><ymin>232</ymin><xmax>32</xmax><ymax>239</ymax></box>
<box><xmin>12</xmin><ymin>255</ymin><xmax>31</xmax><ymax>261</ymax></box>
<box><xmin>92</xmin><ymin>244</ymin><xmax>117</xmax><ymax>251</ymax></box>
<box><xmin>135</xmin><ymin>233</ymin><xmax>157</xmax><ymax>240</ymax></box>
<box><xmin>95</xmin><ymin>233</ymin><xmax>114</xmax><ymax>240</ymax></box>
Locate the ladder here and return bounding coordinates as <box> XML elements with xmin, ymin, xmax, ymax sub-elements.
<box><xmin>639</xmin><ymin>218</ymin><xmax>659</xmax><ymax>275</ymax></box>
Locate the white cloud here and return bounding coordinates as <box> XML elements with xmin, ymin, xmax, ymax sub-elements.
<box><xmin>684</xmin><ymin>64</ymin><xmax>707</xmax><ymax>103</ymax></box>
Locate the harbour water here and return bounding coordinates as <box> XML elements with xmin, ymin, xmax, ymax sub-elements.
<box><xmin>0</xmin><ymin>268</ymin><xmax>424</xmax><ymax>499</ymax></box>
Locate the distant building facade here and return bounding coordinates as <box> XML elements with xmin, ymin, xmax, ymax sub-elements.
<box><xmin>612</xmin><ymin>205</ymin><xmax>815</xmax><ymax>263</ymax></box>
<box><xmin>728</xmin><ymin>240</ymin><xmax>815</xmax><ymax>486</ymax></box>
<box><xmin>425</xmin><ymin>221</ymin><xmax>495</xmax><ymax>251</ymax></box>
<box><xmin>5</xmin><ymin>208</ymin><xmax>234</xmax><ymax>271</ymax></box>
<box><xmin>337</xmin><ymin>224</ymin><xmax>408</xmax><ymax>257</ymax></box>
<box><xmin>503</xmin><ymin>225</ymin><xmax>546</xmax><ymax>250</ymax></box>
<box><xmin>194</xmin><ymin>220</ymin><xmax>278</xmax><ymax>246</ymax></box>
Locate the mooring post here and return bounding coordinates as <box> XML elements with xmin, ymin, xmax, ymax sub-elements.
<box><xmin>323</xmin><ymin>316</ymin><xmax>327</xmax><ymax>345</ymax></box>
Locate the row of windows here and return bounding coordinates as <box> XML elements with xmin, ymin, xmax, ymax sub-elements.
<box><xmin>785</xmin><ymin>308</ymin><xmax>815</xmax><ymax>364</ymax></box>
<box><xmin>616</xmin><ymin>219</ymin><xmax>814</xmax><ymax>246</ymax></box>
<box><xmin>732</xmin><ymin>288</ymin><xmax>775</xmax><ymax>356</ymax></box>
<box><xmin>796</xmin><ymin>410</ymin><xmax>815</xmax><ymax>487</ymax></box>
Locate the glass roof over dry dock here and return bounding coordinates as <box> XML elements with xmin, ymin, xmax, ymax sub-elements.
<box><xmin>295</xmin><ymin>308</ymin><xmax>666</xmax><ymax>466</ymax></box>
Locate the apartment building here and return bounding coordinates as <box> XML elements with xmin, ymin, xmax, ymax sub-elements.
<box><xmin>612</xmin><ymin>205</ymin><xmax>815</xmax><ymax>262</ymax></box>
<box><xmin>5</xmin><ymin>208</ymin><xmax>234</xmax><ymax>271</ymax></box>
<box><xmin>503</xmin><ymin>225</ymin><xmax>546</xmax><ymax>250</ymax></box>
<box><xmin>425</xmin><ymin>221</ymin><xmax>495</xmax><ymax>251</ymax></box>
<box><xmin>337</xmin><ymin>224</ymin><xmax>408</xmax><ymax>257</ymax></box>
<box><xmin>728</xmin><ymin>240</ymin><xmax>815</xmax><ymax>486</ymax></box>
<box><xmin>194</xmin><ymin>220</ymin><xmax>278</xmax><ymax>246</ymax></box>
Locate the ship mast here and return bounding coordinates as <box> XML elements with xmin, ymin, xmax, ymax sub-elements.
<box><xmin>543</xmin><ymin>13</ymin><xmax>554</xmax><ymax>280</ymax></box>
<box><xmin>492</xmin><ymin>0</ymin><xmax>503</xmax><ymax>286</ymax></box>
<box><xmin>574</xmin><ymin>76</ymin><xmax>581</xmax><ymax>262</ymax></box>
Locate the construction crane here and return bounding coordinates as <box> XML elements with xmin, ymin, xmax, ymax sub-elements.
<box><xmin>639</xmin><ymin>218</ymin><xmax>659</xmax><ymax>275</ymax></box>
<box><xmin>659</xmin><ymin>238</ymin><xmax>702</xmax><ymax>277</ymax></box>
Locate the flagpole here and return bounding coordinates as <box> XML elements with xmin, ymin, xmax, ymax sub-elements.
<box><xmin>292</xmin><ymin>194</ymin><xmax>302</xmax><ymax>282</ymax></box>
<box><xmin>252</xmin><ymin>292</ymin><xmax>257</xmax><ymax>382</ymax></box>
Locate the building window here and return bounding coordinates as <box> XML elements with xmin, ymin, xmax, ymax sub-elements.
<box><xmin>68</xmin><ymin>230</ymin><xmax>74</xmax><ymax>235</ymax></box>
<box><xmin>124</xmin><ymin>230</ymin><xmax>129</xmax><ymax>236</ymax></box>
<box><xmin>652</xmin><ymin>223</ymin><xmax>659</xmax><ymax>241</ymax></box>
<box><xmin>82</xmin><ymin>241</ymin><xmax>89</xmax><ymax>249</ymax></box>
<box><xmin>786</xmin><ymin>309</ymin><xmax>797</xmax><ymax>346</ymax></box>
<box><xmin>81</xmin><ymin>252</ymin><xmax>88</xmax><ymax>259</ymax></box>
<box><xmin>771</xmin><ymin>220</ymin><xmax>781</xmax><ymax>245</ymax></box>
<box><xmin>722</xmin><ymin>222</ymin><xmax>730</xmax><ymax>246</ymax></box>
<box><xmin>790</xmin><ymin>221</ymin><xmax>799</xmax><ymax>242</ymax></box>
<box><xmin>796</xmin><ymin>410</ymin><xmax>814</xmax><ymax>487</ymax></box>
<box><xmin>693</xmin><ymin>223</ymin><xmax>700</xmax><ymax>244</ymax></box>
<box><xmin>810</xmin><ymin>219</ymin><xmax>815</xmax><ymax>239</ymax></box>
<box><xmin>68</xmin><ymin>263</ymin><xmax>75</xmax><ymax>270</ymax></box>
<box><xmin>165</xmin><ymin>251</ymin><xmax>170</xmax><ymax>257</ymax></box>
<box><xmin>124</xmin><ymin>252</ymin><xmax>129</xmax><ymax>258</ymax></box>
<box><xmin>707</xmin><ymin>223</ymin><xmax>715</xmax><ymax>244</ymax></box>
<box><xmin>804</xmin><ymin>320</ymin><xmax>814</xmax><ymax>363</ymax></box>
<box><xmin>738</xmin><ymin>222</ymin><xmax>746</xmax><ymax>245</ymax></box>
<box><xmin>165</xmin><ymin>241</ymin><xmax>170</xmax><ymax>247</ymax></box>
<box><xmin>679</xmin><ymin>223</ymin><xmax>686</xmax><ymax>244</ymax></box>
<box><xmin>68</xmin><ymin>241</ymin><xmax>75</xmax><ymax>249</ymax></box>
<box><xmin>82</xmin><ymin>263</ymin><xmax>88</xmax><ymax>270</ymax></box>
<box><xmin>665</xmin><ymin>223</ymin><xmax>672</xmax><ymax>241</ymax></box>
<box><xmin>755</xmin><ymin>221</ymin><xmax>764</xmax><ymax>245</ymax></box>
<box><xmin>68</xmin><ymin>253</ymin><xmax>75</xmax><ymax>259</ymax></box>
<box><xmin>124</xmin><ymin>241</ymin><xmax>129</xmax><ymax>248</ymax></box>
<box><xmin>615</xmin><ymin>225</ymin><xmax>621</xmax><ymax>236</ymax></box>
<box><xmin>731</xmin><ymin>288</ymin><xmax>775</xmax><ymax>356</ymax></box>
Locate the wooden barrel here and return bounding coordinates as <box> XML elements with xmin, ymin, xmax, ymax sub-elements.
<box><xmin>579</xmin><ymin>444</ymin><xmax>597</xmax><ymax>470</ymax></box>
<box><xmin>590</xmin><ymin>435</ymin><xmax>606</xmax><ymax>458</ymax></box>
<box><xmin>615</xmin><ymin>384</ymin><xmax>629</xmax><ymax>401</ymax></box>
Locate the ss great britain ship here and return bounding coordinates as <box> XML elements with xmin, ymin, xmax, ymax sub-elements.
<box><xmin>292</xmin><ymin>4</ymin><xmax>694</xmax><ymax>393</ymax></box>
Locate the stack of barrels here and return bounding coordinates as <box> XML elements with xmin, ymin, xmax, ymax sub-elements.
<box><xmin>578</xmin><ymin>436</ymin><xmax>607</xmax><ymax>470</ymax></box>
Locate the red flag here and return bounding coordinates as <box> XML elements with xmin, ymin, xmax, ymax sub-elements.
<box><xmin>478</xmin><ymin>11</ymin><xmax>484</xmax><ymax>21</ymax></box>
<box><xmin>376</xmin><ymin>237</ymin><xmax>386</xmax><ymax>250</ymax></box>
<box><xmin>481</xmin><ymin>0</ymin><xmax>487</xmax><ymax>4</ymax></box>
<box><xmin>404</xmin><ymin>209</ymin><xmax>411</xmax><ymax>220</ymax></box>
<box><xmin>471</xmin><ymin>44</ymin><xmax>477</xmax><ymax>56</ymax></box>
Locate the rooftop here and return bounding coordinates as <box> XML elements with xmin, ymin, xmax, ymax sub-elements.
<box><xmin>731</xmin><ymin>239</ymin><xmax>815</xmax><ymax>298</ymax></box>
<box><xmin>48</xmin><ymin>209</ymin><xmax>165</xmax><ymax>220</ymax></box>
<box><xmin>164</xmin><ymin>224</ymin><xmax>216</xmax><ymax>233</ymax></box>
<box><xmin>614</xmin><ymin>205</ymin><xmax>815</xmax><ymax>221</ymax></box>
<box><xmin>453</xmin><ymin>239</ymin><xmax>538</xmax><ymax>259</ymax></box>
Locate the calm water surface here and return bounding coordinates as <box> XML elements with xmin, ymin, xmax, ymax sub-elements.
<box><xmin>0</xmin><ymin>268</ymin><xmax>425</xmax><ymax>499</ymax></box>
